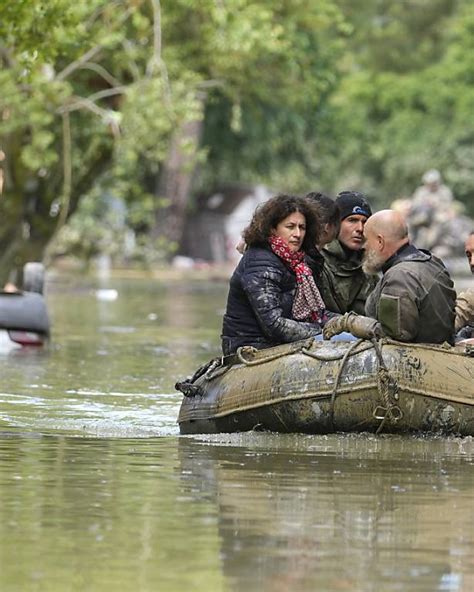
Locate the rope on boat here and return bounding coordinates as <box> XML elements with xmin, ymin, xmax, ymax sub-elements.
<box><xmin>320</xmin><ymin>338</ymin><xmax>402</xmax><ymax>433</ymax></box>
<box><xmin>301</xmin><ymin>340</ymin><xmax>374</xmax><ymax>361</ymax></box>
<box><xmin>370</xmin><ymin>338</ymin><xmax>403</xmax><ymax>434</ymax></box>
<box><xmin>327</xmin><ymin>339</ymin><xmax>365</xmax><ymax>430</ymax></box>
<box><xmin>176</xmin><ymin>337</ymin><xmax>404</xmax><ymax>432</ymax></box>
<box><xmin>204</xmin><ymin>361</ymin><xmax>231</xmax><ymax>380</ymax></box>
<box><xmin>235</xmin><ymin>339</ymin><xmax>315</xmax><ymax>366</ymax></box>
<box><xmin>175</xmin><ymin>357</ymin><xmax>226</xmax><ymax>397</ymax></box>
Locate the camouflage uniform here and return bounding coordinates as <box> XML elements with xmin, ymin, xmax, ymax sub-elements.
<box><xmin>455</xmin><ymin>288</ymin><xmax>474</xmax><ymax>341</ymax></box>
<box><xmin>365</xmin><ymin>244</ymin><xmax>456</xmax><ymax>344</ymax></box>
<box><xmin>319</xmin><ymin>240</ymin><xmax>378</xmax><ymax>315</ymax></box>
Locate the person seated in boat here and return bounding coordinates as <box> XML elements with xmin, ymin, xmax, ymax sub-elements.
<box><xmin>323</xmin><ymin>209</ymin><xmax>457</xmax><ymax>344</ymax></box>
<box><xmin>318</xmin><ymin>191</ymin><xmax>378</xmax><ymax>315</ymax></box>
<box><xmin>305</xmin><ymin>192</ymin><xmax>341</xmax><ymax>250</ymax></box>
<box><xmin>303</xmin><ymin>192</ymin><xmax>340</xmax><ymax>279</ymax></box>
<box><xmin>221</xmin><ymin>194</ymin><xmax>333</xmax><ymax>355</ymax></box>
<box><xmin>454</xmin><ymin>231</ymin><xmax>474</xmax><ymax>344</ymax></box>
<box><xmin>236</xmin><ymin>191</ymin><xmax>339</xmax><ymax>259</ymax></box>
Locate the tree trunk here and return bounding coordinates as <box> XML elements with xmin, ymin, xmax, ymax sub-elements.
<box><xmin>0</xmin><ymin>202</ymin><xmax>55</xmax><ymax>287</ymax></box>
<box><xmin>152</xmin><ymin>113</ymin><xmax>203</xmax><ymax>254</ymax></box>
<box><xmin>0</xmin><ymin>147</ymin><xmax>112</xmax><ymax>287</ymax></box>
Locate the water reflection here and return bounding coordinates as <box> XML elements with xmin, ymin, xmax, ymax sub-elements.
<box><xmin>0</xmin><ymin>435</ymin><xmax>224</xmax><ymax>591</ymax></box>
<box><xmin>0</xmin><ymin>275</ymin><xmax>472</xmax><ymax>591</ymax></box>
<box><xmin>0</xmin><ymin>276</ymin><xmax>227</xmax><ymax>437</ymax></box>
<box><xmin>179</xmin><ymin>433</ymin><xmax>474</xmax><ymax>592</ymax></box>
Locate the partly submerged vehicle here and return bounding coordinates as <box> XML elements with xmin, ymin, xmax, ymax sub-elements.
<box><xmin>0</xmin><ymin>263</ymin><xmax>50</xmax><ymax>348</ymax></box>
<box><xmin>176</xmin><ymin>338</ymin><xmax>474</xmax><ymax>436</ymax></box>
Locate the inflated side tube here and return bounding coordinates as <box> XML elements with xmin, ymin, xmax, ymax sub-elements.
<box><xmin>0</xmin><ymin>292</ymin><xmax>50</xmax><ymax>334</ymax></box>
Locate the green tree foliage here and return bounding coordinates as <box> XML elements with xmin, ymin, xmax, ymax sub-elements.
<box><xmin>198</xmin><ymin>0</ymin><xmax>347</xmax><ymax>191</ymax></box>
<box><xmin>1</xmin><ymin>0</ymin><xmax>472</xmax><ymax>280</ymax></box>
<box><xmin>199</xmin><ymin>0</ymin><xmax>474</xmax><ymax>215</ymax></box>
<box><xmin>316</xmin><ymin>0</ymin><xmax>474</xmax><ymax>212</ymax></box>
<box><xmin>0</xmin><ymin>0</ymin><xmax>347</xmax><ymax>278</ymax></box>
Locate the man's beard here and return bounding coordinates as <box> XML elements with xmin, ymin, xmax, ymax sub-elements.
<box><xmin>362</xmin><ymin>248</ymin><xmax>384</xmax><ymax>275</ymax></box>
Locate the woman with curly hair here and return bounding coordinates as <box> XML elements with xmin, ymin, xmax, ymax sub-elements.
<box><xmin>221</xmin><ymin>194</ymin><xmax>332</xmax><ymax>355</ymax></box>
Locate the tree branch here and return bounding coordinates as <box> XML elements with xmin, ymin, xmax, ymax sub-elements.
<box><xmin>147</xmin><ymin>0</ymin><xmax>171</xmax><ymax>104</ymax></box>
<box><xmin>56</xmin><ymin>5</ymin><xmax>136</xmax><ymax>81</ymax></box>
<box><xmin>57</xmin><ymin>97</ymin><xmax>121</xmax><ymax>138</ymax></box>
<box><xmin>56</xmin><ymin>111</ymin><xmax>72</xmax><ymax>230</ymax></box>
<box><xmin>56</xmin><ymin>46</ymin><xmax>103</xmax><ymax>81</ymax></box>
<box><xmin>78</xmin><ymin>62</ymin><xmax>122</xmax><ymax>87</ymax></box>
<box><xmin>121</xmin><ymin>39</ymin><xmax>141</xmax><ymax>81</ymax></box>
<box><xmin>147</xmin><ymin>0</ymin><xmax>161</xmax><ymax>76</ymax></box>
<box><xmin>84</xmin><ymin>86</ymin><xmax>128</xmax><ymax>103</ymax></box>
<box><xmin>57</xmin><ymin>97</ymin><xmax>109</xmax><ymax>118</ymax></box>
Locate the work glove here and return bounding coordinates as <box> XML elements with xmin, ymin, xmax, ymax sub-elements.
<box><xmin>323</xmin><ymin>312</ymin><xmax>383</xmax><ymax>340</ymax></box>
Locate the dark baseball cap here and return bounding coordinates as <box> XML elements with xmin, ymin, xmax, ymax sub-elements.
<box><xmin>336</xmin><ymin>191</ymin><xmax>372</xmax><ymax>221</ymax></box>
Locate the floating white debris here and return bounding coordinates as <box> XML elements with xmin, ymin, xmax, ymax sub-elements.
<box><xmin>95</xmin><ymin>289</ymin><xmax>118</xmax><ymax>301</ymax></box>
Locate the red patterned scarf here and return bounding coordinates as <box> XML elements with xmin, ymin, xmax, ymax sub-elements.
<box><xmin>269</xmin><ymin>235</ymin><xmax>327</xmax><ymax>323</ymax></box>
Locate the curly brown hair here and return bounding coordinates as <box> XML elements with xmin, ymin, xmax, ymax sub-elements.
<box><xmin>243</xmin><ymin>194</ymin><xmax>322</xmax><ymax>251</ymax></box>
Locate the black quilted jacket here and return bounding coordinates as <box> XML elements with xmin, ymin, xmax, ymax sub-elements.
<box><xmin>221</xmin><ymin>246</ymin><xmax>324</xmax><ymax>355</ymax></box>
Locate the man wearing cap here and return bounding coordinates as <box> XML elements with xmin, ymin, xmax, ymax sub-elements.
<box><xmin>319</xmin><ymin>191</ymin><xmax>378</xmax><ymax>315</ymax></box>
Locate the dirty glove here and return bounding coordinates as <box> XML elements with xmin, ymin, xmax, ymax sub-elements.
<box><xmin>323</xmin><ymin>312</ymin><xmax>383</xmax><ymax>340</ymax></box>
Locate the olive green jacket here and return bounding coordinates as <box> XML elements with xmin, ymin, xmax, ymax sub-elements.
<box><xmin>455</xmin><ymin>288</ymin><xmax>474</xmax><ymax>334</ymax></box>
<box><xmin>320</xmin><ymin>240</ymin><xmax>378</xmax><ymax>315</ymax></box>
<box><xmin>365</xmin><ymin>244</ymin><xmax>456</xmax><ymax>344</ymax></box>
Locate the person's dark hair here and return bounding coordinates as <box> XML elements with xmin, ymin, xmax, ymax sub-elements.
<box><xmin>243</xmin><ymin>194</ymin><xmax>321</xmax><ymax>252</ymax></box>
<box><xmin>305</xmin><ymin>192</ymin><xmax>340</xmax><ymax>229</ymax></box>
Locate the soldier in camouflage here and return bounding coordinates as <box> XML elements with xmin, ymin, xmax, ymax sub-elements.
<box><xmin>319</xmin><ymin>191</ymin><xmax>378</xmax><ymax>315</ymax></box>
<box><xmin>455</xmin><ymin>232</ymin><xmax>474</xmax><ymax>343</ymax></box>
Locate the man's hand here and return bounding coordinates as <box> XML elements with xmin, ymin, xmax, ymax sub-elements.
<box><xmin>322</xmin><ymin>315</ymin><xmax>346</xmax><ymax>340</ymax></box>
<box><xmin>323</xmin><ymin>312</ymin><xmax>383</xmax><ymax>340</ymax></box>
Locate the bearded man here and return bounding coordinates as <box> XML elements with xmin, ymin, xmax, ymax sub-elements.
<box><xmin>323</xmin><ymin>209</ymin><xmax>456</xmax><ymax>344</ymax></box>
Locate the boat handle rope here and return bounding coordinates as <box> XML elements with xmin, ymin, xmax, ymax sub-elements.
<box><xmin>301</xmin><ymin>340</ymin><xmax>374</xmax><ymax>361</ymax></box>
<box><xmin>325</xmin><ymin>338</ymin><xmax>403</xmax><ymax>433</ymax></box>
<box><xmin>327</xmin><ymin>339</ymin><xmax>366</xmax><ymax>430</ymax></box>
<box><xmin>235</xmin><ymin>338</ymin><xmax>315</xmax><ymax>366</ymax></box>
<box><xmin>235</xmin><ymin>337</ymin><xmax>375</xmax><ymax>367</ymax></box>
<box><xmin>204</xmin><ymin>360</ymin><xmax>231</xmax><ymax>381</ymax></box>
<box><xmin>371</xmin><ymin>338</ymin><xmax>403</xmax><ymax>434</ymax></box>
<box><xmin>175</xmin><ymin>357</ymin><xmax>227</xmax><ymax>397</ymax></box>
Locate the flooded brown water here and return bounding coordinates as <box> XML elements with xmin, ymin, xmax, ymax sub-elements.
<box><xmin>0</xmin><ymin>272</ymin><xmax>472</xmax><ymax>591</ymax></box>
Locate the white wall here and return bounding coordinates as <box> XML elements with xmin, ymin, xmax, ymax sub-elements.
<box><xmin>224</xmin><ymin>185</ymin><xmax>272</xmax><ymax>264</ymax></box>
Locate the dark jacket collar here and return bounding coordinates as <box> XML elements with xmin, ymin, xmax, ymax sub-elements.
<box><xmin>382</xmin><ymin>242</ymin><xmax>431</xmax><ymax>273</ymax></box>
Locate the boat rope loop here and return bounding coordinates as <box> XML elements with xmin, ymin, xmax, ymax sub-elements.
<box><xmin>175</xmin><ymin>357</ymin><xmax>228</xmax><ymax>397</ymax></box>
<box><xmin>370</xmin><ymin>338</ymin><xmax>403</xmax><ymax>434</ymax></box>
<box><xmin>328</xmin><ymin>339</ymin><xmax>365</xmax><ymax>430</ymax></box>
<box><xmin>235</xmin><ymin>338</ymin><xmax>315</xmax><ymax>366</ymax></box>
<box><xmin>301</xmin><ymin>341</ymin><xmax>374</xmax><ymax>361</ymax></box>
